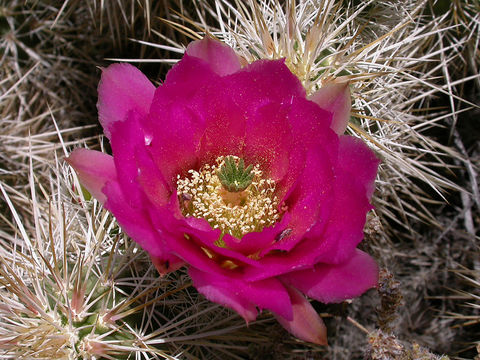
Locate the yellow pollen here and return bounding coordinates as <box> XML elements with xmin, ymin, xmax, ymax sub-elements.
<box><xmin>176</xmin><ymin>156</ymin><xmax>280</xmax><ymax>239</ymax></box>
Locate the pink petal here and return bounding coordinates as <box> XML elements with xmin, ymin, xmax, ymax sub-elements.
<box><xmin>244</xmin><ymin>156</ymin><xmax>373</xmax><ymax>280</ymax></box>
<box><xmin>238</xmin><ymin>277</ymin><xmax>293</xmax><ymax>321</ymax></box>
<box><xmin>162</xmin><ymin>52</ymin><xmax>222</xmax><ymax>101</ymax></box>
<box><xmin>161</xmin><ymin>227</ymin><xmax>225</xmax><ymax>275</ymax></box>
<box><xmin>66</xmin><ymin>149</ymin><xmax>116</xmax><ymax>204</ymax></box>
<box><xmin>109</xmin><ymin>110</ymin><xmax>149</xmax><ymax>209</ymax></box>
<box><xmin>277</xmin><ymin>97</ymin><xmax>334</xmax><ymax>200</ymax></box>
<box><xmin>135</xmin><ymin>145</ymin><xmax>171</xmax><ymax>208</ymax></box>
<box><xmin>275</xmin><ymin>286</ymin><xmax>327</xmax><ymax>345</ymax></box>
<box><xmin>97</xmin><ymin>63</ymin><xmax>155</xmax><ymax>138</ymax></box>
<box><xmin>244</xmin><ymin>168</ymin><xmax>374</xmax><ymax>280</ymax></box>
<box><xmin>244</xmin><ymin>228</ymin><xmax>350</xmax><ymax>282</ymax></box>
<box><xmin>287</xmin><ymin>97</ymin><xmax>334</xmax><ymax>154</ymax></box>
<box><xmin>308</xmin><ymin>171</ymin><xmax>372</xmax><ymax>265</ymax></box>
<box><xmin>194</xmin><ymin>78</ymin><xmax>246</xmax><ymax>163</ymax></box>
<box><xmin>189</xmin><ymin>267</ymin><xmax>258</xmax><ymax>322</ymax></box>
<box><xmin>281</xmin><ymin>249</ymin><xmax>379</xmax><ymax>303</ymax></box>
<box><xmin>147</xmin><ymin>196</ymin><xmax>265</xmax><ymax>279</ymax></box>
<box><xmin>309</xmin><ymin>81</ymin><xmax>351</xmax><ymax>135</ymax></box>
<box><xmin>186</xmin><ymin>37</ymin><xmax>242</xmax><ymax>76</ymax></box>
<box><xmin>337</xmin><ymin>135</ymin><xmax>379</xmax><ymax>198</ymax></box>
<box><xmin>225</xmin><ymin>59</ymin><xmax>306</xmax><ymax>116</ymax></box>
<box><xmin>145</xmin><ymin>94</ymin><xmax>204</xmax><ymax>185</ymax></box>
<box><xmin>159</xmin><ymin>59</ymin><xmax>304</xmax><ymax>166</ymax></box>
<box><xmin>244</xmin><ymin>138</ymin><xmax>375</xmax><ymax>278</ymax></box>
<box><xmin>310</xmin><ymin>137</ymin><xmax>379</xmax><ymax>265</ymax></box>
<box><xmin>244</xmin><ymin>227</ymin><xmax>347</xmax><ymax>282</ymax></box>
<box><xmin>243</xmin><ymin>243</ymin><xmax>316</xmax><ymax>282</ymax></box>
<box><xmin>151</xmin><ymin>254</ymin><xmax>185</xmax><ymax>276</ymax></box>
<box><xmin>189</xmin><ymin>267</ymin><xmax>293</xmax><ymax>321</ymax></box>
<box><xmin>183</xmin><ymin>217</ymin><xmax>261</xmax><ymax>268</ymax></box>
<box><xmin>244</xmin><ymin>102</ymin><xmax>292</xmax><ymax>182</ymax></box>
<box><xmin>222</xmin><ymin>214</ymin><xmax>291</xmax><ymax>256</ymax></box>
<box><xmin>146</xmin><ymin>51</ymin><xmax>239</xmax><ymax>184</ymax></box>
<box><xmin>102</xmin><ymin>180</ymin><xmax>170</xmax><ymax>258</ymax></box>
<box><xmin>260</xmin><ymin>145</ymin><xmax>335</xmax><ymax>255</ymax></box>
<box><xmin>146</xmin><ymin>198</ymin><xmax>239</xmax><ymax>277</ymax></box>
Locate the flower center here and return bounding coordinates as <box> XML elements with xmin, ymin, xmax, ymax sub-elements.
<box><xmin>176</xmin><ymin>156</ymin><xmax>280</xmax><ymax>238</ymax></box>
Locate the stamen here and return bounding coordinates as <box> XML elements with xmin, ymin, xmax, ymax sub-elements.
<box><xmin>177</xmin><ymin>156</ymin><xmax>281</xmax><ymax>239</ymax></box>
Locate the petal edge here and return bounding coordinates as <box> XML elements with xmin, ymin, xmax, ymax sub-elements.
<box><xmin>186</xmin><ymin>37</ymin><xmax>242</xmax><ymax>76</ymax></box>
<box><xmin>275</xmin><ymin>286</ymin><xmax>328</xmax><ymax>345</ymax></box>
<box><xmin>66</xmin><ymin>148</ymin><xmax>116</xmax><ymax>204</ymax></box>
<box><xmin>309</xmin><ymin>81</ymin><xmax>351</xmax><ymax>135</ymax></box>
<box><xmin>97</xmin><ymin>63</ymin><xmax>155</xmax><ymax>138</ymax></box>
<box><xmin>282</xmin><ymin>249</ymin><xmax>379</xmax><ymax>303</ymax></box>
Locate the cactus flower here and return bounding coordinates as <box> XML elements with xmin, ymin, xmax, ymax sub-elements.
<box><xmin>67</xmin><ymin>37</ymin><xmax>380</xmax><ymax>345</ymax></box>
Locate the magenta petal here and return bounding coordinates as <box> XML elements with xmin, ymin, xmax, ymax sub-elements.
<box><xmin>261</xmin><ymin>145</ymin><xmax>335</xmax><ymax>255</ymax></box>
<box><xmin>244</xmin><ymin>231</ymin><xmax>338</xmax><ymax>282</ymax></box>
<box><xmin>309</xmin><ymin>178</ymin><xmax>371</xmax><ymax>265</ymax></box>
<box><xmin>151</xmin><ymin>254</ymin><xmax>185</xmax><ymax>276</ymax></box>
<box><xmin>288</xmin><ymin>97</ymin><xmax>334</xmax><ymax>152</ymax></box>
<box><xmin>189</xmin><ymin>267</ymin><xmax>258</xmax><ymax>322</ymax></box>
<box><xmin>244</xmin><ymin>227</ymin><xmax>346</xmax><ymax>282</ymax></box>
<box><xmin>146</xmin><ymin>91</ymin><xmax>204</xmax><ymax>185</ymax></box>
<box><xmin>186</xmin><ymin>37</ymin><xmax>241</xmax><ymax>76</ymax></box>
<box><xmin>148</xmin><ymin>199</ymin><xmax>239</xmax><ymax>277</ymax></box>
<box><xmin>282</xmin><ymin>249</ymin><xmax>379</xmax><ymax>303</ymax></box>
<box><xmin>102</xmin><ymin>180</ymin><xmax>168</xmax><ymax>257</ymax></box>
<box><xmin>135</xmin><ymin>145</ymin><xmax>171</xmax><ymax>208</ymax></box>
<box><xmin>246</xmin><ymin>165</ymin><xmax>372</xmax><ymax>280</ymax></box>
<box><xmin>309</xmin><ymin>81</ymin><xmax>351</xmax><ymax>135</ymax></box>
<box><xmin>226</xmin><ymin>59</ymin><xmax>305</xmax><ymax>116</ymax></box>
<box><xmin>183</xmin><ymin>218</ymin><xmax>261</xmax><ymax>268</ymax></box>
<box><xmin>244</xmin><ymin>248</ymin><xmax>313</xmax><ymax>282</ymax></box>
<box><xmin>195</xmin><ymin>79</ymin><xmax>246</xmax><ymax>162</ymax></box>
<box><xmin>275</xmin><ymin>286</ymin><xmax>328</xmax><ymax>345</ymax></box>
<box><xmin>244</xmin><ymin>102</ymin><xmax>292</xmax><ymax>181</ymax></box>
<box><xmin>145</xmin><ymin>55</ymin><xmax>219</xmax><ymax>184</ymax></box>
<box><xmin>162</xmin><ymin>53</ymin><xmax>221</xmax><ymax>101</ymax></box>
<box><xmin>222</xmin><ymin>214</ymin><xmax>291</xmax><ymax>256</ymax></box>
<box><xmin>244</xmin><ymin>136</ymin><xmax>376</xmax><ymax>279</ymax></box>
<box><xmin>109</xmin><ymin>110</ymin><xmax>147</xmax><ymax>209</ymax></box>
<box><xmin>337</xmin><ymin>135</ymin><xmax>379</xmax><ymax>198</ymax></box>
<box><xmin>310</xmin><ymin>138</ymin><xmax>379</xmax><ymax>265</ymax></box>
<box><xmin>66</xmin><ymin>149</ymin><xmax>116</xmax><ymax>204</ymax></box>
<box><xmin>189</xmin><ymin>267</ymin><xmax>293</xmax><ymax>321</ymax></box>
<box><xmin>238</xmin><ymin>277</ymin><xmax>293</xmax><ymax>321</ymax></box>
<box><xmin>276</xmin><ymin>97</ymin><xmax>334</xmax><ymax>200</ymax></box>
<box><xmin>162</xmin><ymin>229</ymin><xmax>224</xmax><ymax>274</ymax></box>
<box><xmin>98</xmin><ymin>63</ymin><xmax>155</xmax><ymax>138</ymax></box>
<box><xmin>282</xmin><ymin>146</ymin><xmax>334</xmax><ymax>242</ymax></box>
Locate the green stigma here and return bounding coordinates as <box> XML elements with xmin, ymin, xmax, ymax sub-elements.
<box><xmin>218</xmin><ymin>156</ymin><xmax>254</xmax><ymax>192</ymax></box>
